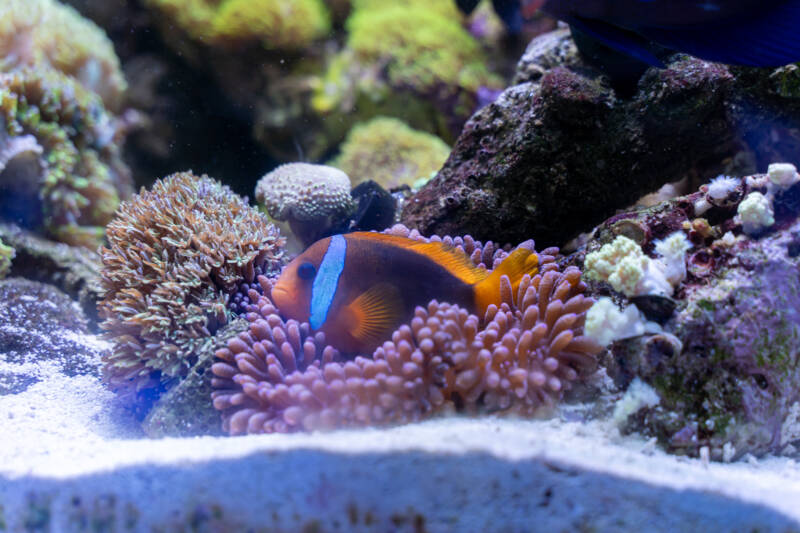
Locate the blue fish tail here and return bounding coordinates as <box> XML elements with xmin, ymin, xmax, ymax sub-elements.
<box><xmin>642</xmin><ymin>0</ymin><xmax>800</xmax><ymax>67</ymax></box>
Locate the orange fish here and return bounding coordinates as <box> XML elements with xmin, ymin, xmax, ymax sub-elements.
<box><xmin>270</xmin><ymin>232</ymin><xmax>540</xmax><ymax>354</ymax></box>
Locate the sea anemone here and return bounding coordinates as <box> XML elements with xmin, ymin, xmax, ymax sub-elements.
<box><xmin>211</xmin><ymin>245</ymin><xmax>600</xmax><ymax>434</ymax></box>
<box><xmin>99</xmin><ymin>171</ymin><xmax>285</xmax><ymax>406</ymax></box>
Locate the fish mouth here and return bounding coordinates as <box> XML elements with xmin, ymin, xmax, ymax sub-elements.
<box><xmin>270</xmin><ymin>284</ymin><xmax>291</xmax><ymax>308</ymax></box>
<box><xmin>270</xmin><ymin>285</ymin><xmax>288</xmax><ymax>300</ymax></box>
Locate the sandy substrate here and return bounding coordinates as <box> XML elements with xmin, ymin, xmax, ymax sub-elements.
<box><xmin>1</xmin><ymin>334</ymin><xmax>799</xmax><ymax>532</ymax></box>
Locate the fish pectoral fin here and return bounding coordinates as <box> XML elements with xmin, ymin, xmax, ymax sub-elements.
<box><xmin>345</xmin><ymin>283</ymin><xmax>404</xmax><ymax>346</ymax></box>
<box><xmin>641</xmin><ymin>1</ymin><xmax>800</xmax><ymax>67</ymax></box>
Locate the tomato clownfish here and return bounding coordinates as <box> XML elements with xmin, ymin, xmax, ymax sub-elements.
<box><xmin>270</xmin><ymin>232</ymin><xmax>540</xmax><ymax>354</ymax></box>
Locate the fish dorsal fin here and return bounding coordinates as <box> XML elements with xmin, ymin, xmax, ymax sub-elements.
<box><xmin>474</xmin><ymin>246</ymin><xmax>540</xmax><ymax>315</ymax></box>
<box><xmin>345</xmin><ymin>283</ymin><xmax>404</xmax><ymax>347</ymax></box>
<box><xmin>352</xmin><ymin>232</ymin><xmax>489</xmax><ymax>285</ymax></box>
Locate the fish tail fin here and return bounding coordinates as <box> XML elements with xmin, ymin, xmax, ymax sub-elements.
<box><xmin>474</xmin><ymin>245</ymin><xmax>539</xmax><ymax>316</ymax></box>
<box><xmin>641</xmin><ymin>1</ymin><xmax>800</xmax><ymax>67</ymax></box>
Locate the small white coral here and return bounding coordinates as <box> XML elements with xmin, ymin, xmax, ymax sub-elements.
<box><xmin>707</xmin><ymin>175</ymin><xmax>740</xmax><ymax>201</ymax></box>
<box><xmin>737</xmin><ymin>191</ymin><xmax>774</xmax><ymax>236</ymax></box>
<box><xmin>584</xmin><ymin>235</ymin><xmax>674</xmax><ymax>297</ymax></box>
<box><xmin>584</xmin><ymin>297</ymin><xmax>662</xmax><ymax>347</ymax></box>
<box><xmin>612</xmin><ymin>377</ymin><xmax>660</xmax><ymax>428</ymax></box>
<box><xmin>653</xmin><ymin>231</ymin><xmax>691</xmax><ymax>287</ymax></box>
<box><xmin>767</xmin><ymin>162</ymin><xmax>799</xmax><ymax>192</ymax></box>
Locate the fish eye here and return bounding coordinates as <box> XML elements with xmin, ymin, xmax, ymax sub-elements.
<box><xmin>297</xmin><ymin>262</ymin><xmax>316</xmax><ymax>280</ymax></box>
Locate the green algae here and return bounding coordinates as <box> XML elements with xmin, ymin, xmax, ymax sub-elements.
<box><xmin>0</xmin><ymin>239</ymin><xmax>13</xmax><ymax>279</ymax></box>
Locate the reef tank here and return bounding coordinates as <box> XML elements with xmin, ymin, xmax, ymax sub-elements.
<box><xmin>2</xmin><ymin>0</ymin><xmax>800</xmax><ymax>530</ymax></box>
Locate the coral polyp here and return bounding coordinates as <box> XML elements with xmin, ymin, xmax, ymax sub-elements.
<box><xmin>211</xmin><ymin>245</ymin><xmax>600</xmax><ymax>434</ymax></box>
<box><xmin>98</xmin><ymin>172</ymin><xmax>285</xmax><ymax>406</ymax></box>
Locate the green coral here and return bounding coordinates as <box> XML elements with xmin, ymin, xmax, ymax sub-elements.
<box><xmin>330</xmin><ymin>116</ymin><xmax>451</xmax><ymax>189</ymax></box>
<box><xmin>312</xmin><ymin>3</ymin><xmax>501</xmax><ymax>143</ymax></box>
<box><xmin>0</xmin><ymin>239</ymin><xmax>13</xmax><ymax>278</ymax></box>
<box><xmin>145</xmin><ymin>0</ymin><xmax>331</xmax><ymax>50</ymax></box>
<box><xmin>98</xmin><ymin>172</ymin><xmax>286</xmax><ymax>407</ymax></box>
<box><xmin>212</xmin><ymin>0</ymin><xmax>330</xmax><ymax>49</ymax></box>
<box><xmin>347</xmin><ymin>7</ymin><xmax>494</xmax><ymax>95</ymax></box>
<box><xmin>0</xmin><ymin>0</ymin><xmax>127</xmax><ymax>109</ymax></box>
<box><xmin>349</xmin><ymin>0</ymin><xmax>461</xmax><ymax>18</ymax></box>
<box><xmin>0</xmin><ymin>69</ymin><xmax>132</xmax><ymax>248</ymax></box>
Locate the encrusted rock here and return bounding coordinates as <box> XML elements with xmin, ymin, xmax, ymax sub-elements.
<box><xmin>402</xmin><ymin>28</ymin><xmax>800</xmax><ymax>246</ymax></box>
<box><xmin>0</xmin><ymin>278</ymin><xmax>106</xmax><ymax>395</ymax></box>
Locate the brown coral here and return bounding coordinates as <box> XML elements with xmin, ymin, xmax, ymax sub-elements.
<box><xmin>255</xmin><ymin>162</ymin><xmax>356</xmax><ymax>246</ymax></box>
<box><xmin>211</xmin><ymin>247</ymin><xmax>600</xmax><ymax>434</ymax></box>
<box><xmin>99</xmin><ymin>172</ymin><xmax>285</xmax><ymax>406</ymax></box>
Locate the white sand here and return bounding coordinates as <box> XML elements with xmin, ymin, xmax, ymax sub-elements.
<box><xmin>1</xmin><ymin>333</ymin><xmax>799</xmax><ymax>531</ymax></box>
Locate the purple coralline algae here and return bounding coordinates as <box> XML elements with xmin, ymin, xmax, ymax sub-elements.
<box><xmin>592</xmin><ymin>170</ymin><xmax>800</xmax><ymax>459</ymax></box>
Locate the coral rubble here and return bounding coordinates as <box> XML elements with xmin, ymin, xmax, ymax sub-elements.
<box><xmin>98</xmin><ymin>172</ymin><xmax>285</xmax><ymax>407</ymax></box>
<box><xmin>0</xmin><ymin>69</ymin><xmax>132</xmax><ymax>248</ymax></box>
<box><xmin>330</xmin><ymin>116</ymin><xmax>451</xmax><ymax>190</ymax></box>
<box><xmin>0</xmin><ymin>277</ymin><xmax>102</xmax><ymax>395</ymax></box>
<box><xmin>212</xmin><ymin>239</ymin><xmax>600</xmax><ymax>434</ymax></box>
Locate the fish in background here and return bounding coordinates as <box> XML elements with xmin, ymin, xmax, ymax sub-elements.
<box><xmin>271</xmin><ymin>232</ymin><xmax>539</xmax><ymax>354</ymax></box>
<box><xmin>456</xmin><ymin>0</ymin><xmax>800</xmax><ymax>67</ymax></box>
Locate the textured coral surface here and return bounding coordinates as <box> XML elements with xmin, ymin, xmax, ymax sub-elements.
<box><xmin>0</xmin><ymin>68</ymin><xmax>132</xmax><ymax>248</ymax></box>
<box><xmin>98</xmin><ymin>172</ymin><xmax>285</xmax><ymax>406</ymax></box>
<box><xmin>331</xmin><ymin>116</ymin><xmax>451</xmax><ymax>189</ymax></box>
<box><xmin>212</xmin><ymin>238</ymin><xmax>600</xmax><ymax>434</ymax></box>
<box><xmin>0</xmin><ymin>0</ymin><xmax>127</xmax><ymax>109</ymax></box>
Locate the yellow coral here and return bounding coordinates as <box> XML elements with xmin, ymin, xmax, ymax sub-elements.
<box><xmin>0</xmin><ymin>0</ymin><xmax>127</xmax><ymax>109</ymax></box>
<box><xmin>584</xmin><ymin>235</ymin><xmax>648</xmax><ymax>296</ymax></box>
<box><xmin>350</xmin><ymin>0</ymin><xmax>462</xmax><ymax>18</ymax></box>
<box><xmin>211</xmin><ymin>0</ymin><xmax>330</xmax><ymax>49</ymax></box>
<box><xmin>145</xmin><ymin>0</ymin><xmax>330</xmax><ymax>50</ymax></box>
<box><xmin>330</xmin><ymin>116</ymin><xmax>451</xmax><ymax>189</ymax></box>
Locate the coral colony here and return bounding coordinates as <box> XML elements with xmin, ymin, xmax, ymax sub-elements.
<box><xmin>98</xmin><ymin>172</ymin><xmax>285</xmax><ymax>405</ymax></box>
<box><xmin>331</xmin><ymin>116</ymin><xmax>451</xmax><ymax>189</ymax></box>
<box><xmin>0</xmin><ymin>69</ymin><xmax>132</xmax><ymax>247</ymax></box>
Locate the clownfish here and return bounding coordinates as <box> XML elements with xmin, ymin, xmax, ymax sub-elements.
<box><xmin>270</xmin><ymin>232</ymin><xmax>539</xmax><ymax>354</ymax></box>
